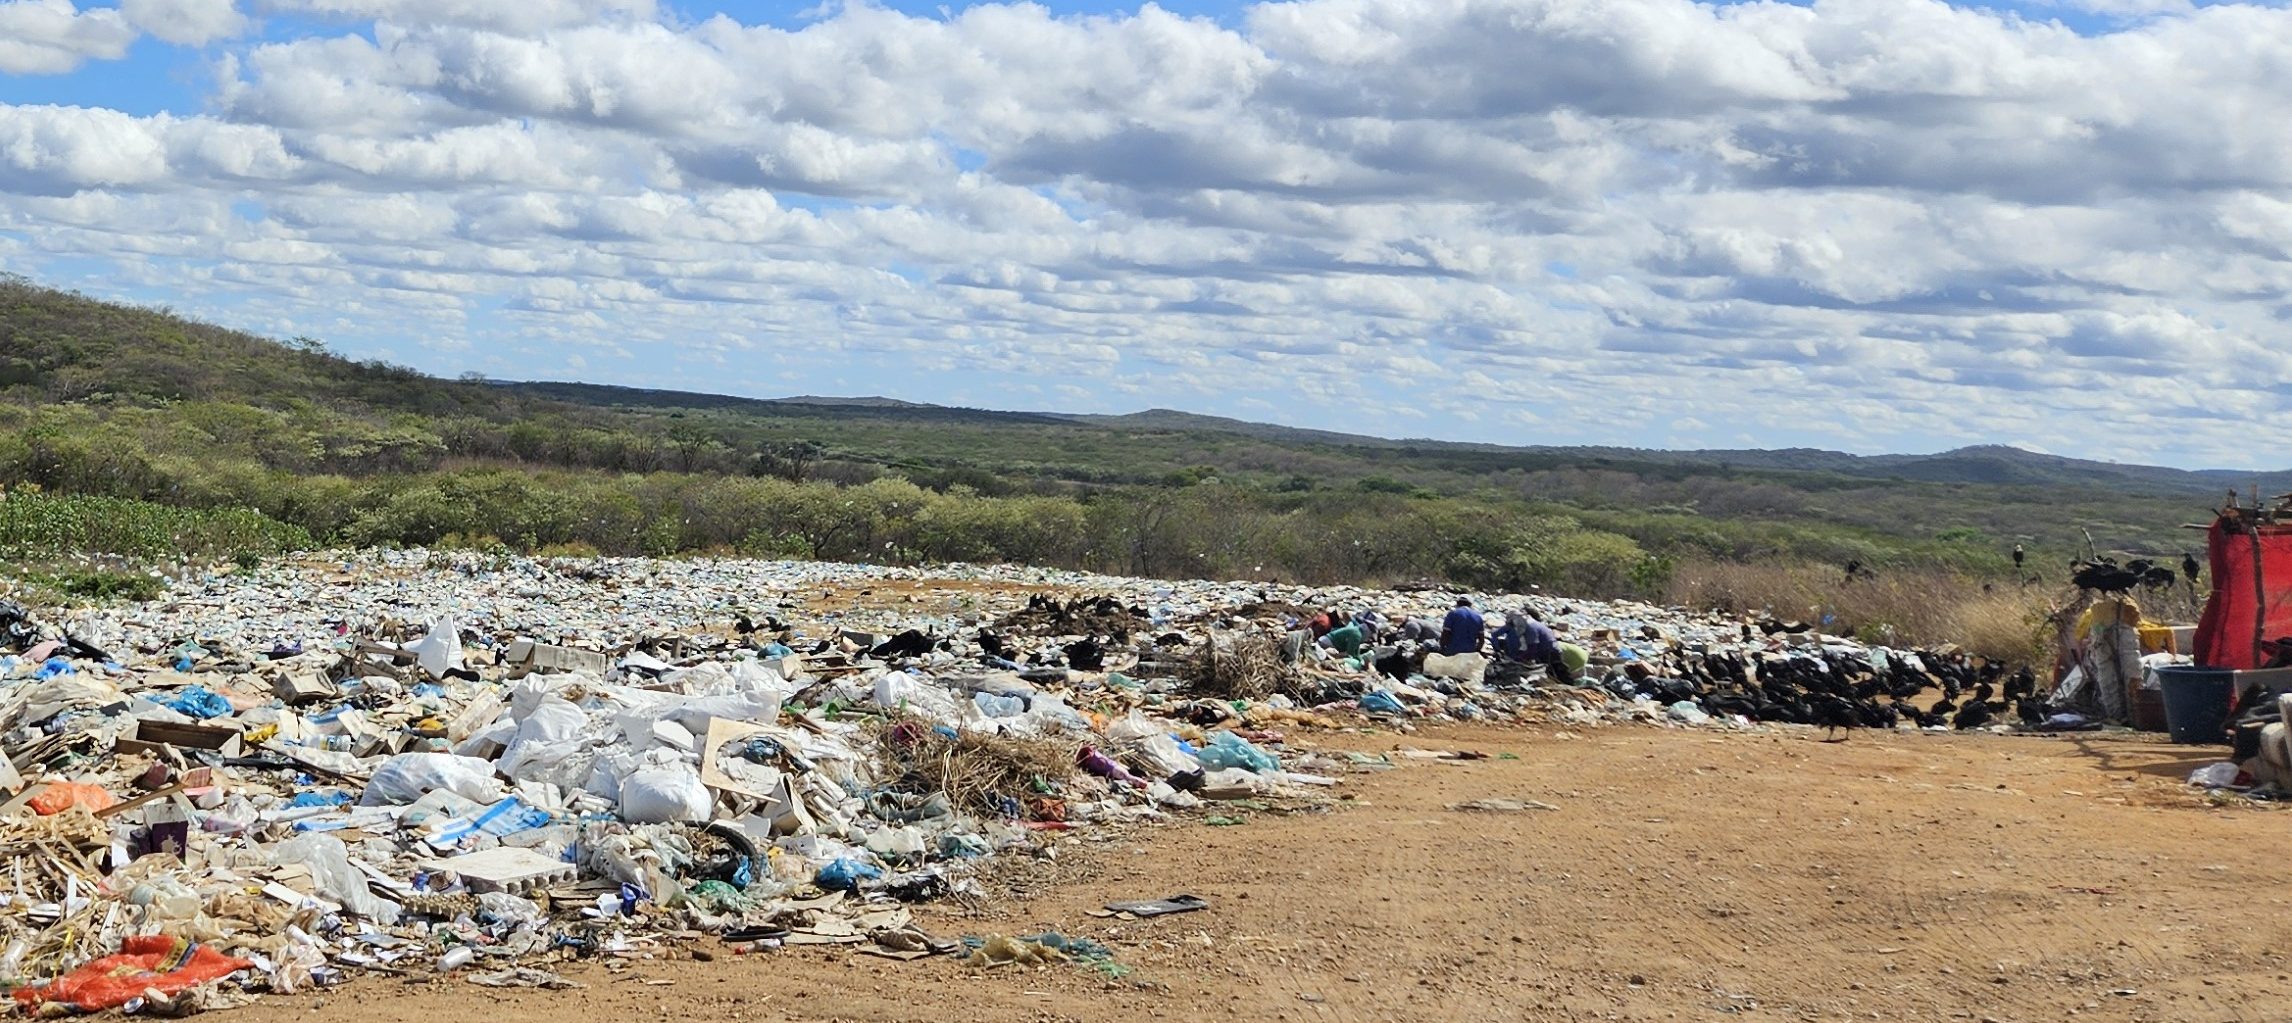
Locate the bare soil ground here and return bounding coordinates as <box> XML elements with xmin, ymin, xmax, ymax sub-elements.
<box><xmin>238</xmin><ymin>723</ymin><xmax>2291</xmax><ymax>1023</ymax></box>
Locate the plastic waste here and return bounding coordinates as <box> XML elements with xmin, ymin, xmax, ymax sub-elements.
<box><xmin>123</xmin><ymin>879</ymin><xmax>202</xmax><ymax>922</ymax></box>
<box><xmin>874</xmin><ymin>672</ymin><xmax>962</xmax><ymax>723</ymax></box>
<box><xmin>270</xmin><ymin>833</ymin><xmax>401</xmax><ymax>923</ymax></box>
<box><xmin>865</xmin><ymin>826</ymin><xmax>927</xmax><ymax>863</ymax></box>
<box><xmin>495</xmin><ymin>702</ymin><xmax>599</xmax><ymax>789</ymax></box>
<box><xmin>361</xmin><ymin>753</ymin><xmax>506</xmax><ymax>806</ymax></box>
<box><xmin>1358</xmin><ymin>690</ymin><xmax>1406</xmax><ymax>714</ymax></box>
<box><xmin>26</xmin><ymin>782</ymin><xmax>116</xmax><ymax>816</ymax></box>
<box><xmin>2189</xmin><ymin>762</ymin><xmax>2243</xmax><ymax>788</ymax></box>
<box><xmin>617</xmin><ymin>752</ymin><xmax>712</xmax><ymax>823</ymax></box>
<box><xmin>1022</xmin><ymin>695</ymin><xmax>1093</xmax><ymax>735</ymax></box>
<box><xmin>1077</xmin><ymin>746</ymin><xmax>1145</xmax><ymax>787</ymax></box>
<box><xmin>973</xmin><ymin>692</ymin><xmax>1026</xmax><ymax>718</ymax></box>
<box><xmin>1666</xmin><ymin>701</ymin><xmax>1711</xmax><ymax>725</ymax></box>
<box><xmin>1126</xmin><ymin>733</ymin><xmax>1199</xmax><ymax>778</ymax></box>
<box><xmin>815</xmin><ymin>857</ymin><xmax>883</xmax><ymax>892</ymax></box>
<box><xmin>477</xmin><ymin>891</ymin><xmax>546</xmax><ymax>926</ymax></box>
<box><xmin>1104</xmin><ymin>711</ymin><xmax>1160</xmax><ymax>742</ymax></box>
<box><xmin>10</xmin><ymin>937</ymin><xmax>254</xmax><ymax>1013</ymax></box>
<box><xmin>161</xmin><ymin>686</ymin><xmax>233</xmax><ymax>719</ymax></box>
<box><xmin>409</xmin><ymin>618</ymin><xmax>463</xmax><ymax>679</ymax></box>
<box><xmin>1194</xmin><ymin>731</ymin><xmax>1279</xmax><ymax>773</ymax></box>
<box><xmin>425</xmin><ymin>796</ymin><xmax>552</xmax><ymax>849</ymax></box>
<box><xmin>261</xmin><ymin>928</ymin><xmax>327</xmax><ymax>994</ymax></box>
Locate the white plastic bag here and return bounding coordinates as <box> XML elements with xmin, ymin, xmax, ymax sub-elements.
<box><xmin>1421</xmin><ymin>652</ymin><xmax>1488</xmax><ymax>683</ymax></box>
<box><xmin>261</xmin><ymin>926</ymin><xmax>329</xmax><ymax>994</ymax></box>
<box><xmin>730</xmin><ymin>660</ymin><xmax>789</xmax><ymax>693</ymax></box>
<box><xmin>1105</xmin><ymin>711</ymin><xmax>1161</xmax><ymax>743</ymax></box>
<box><xmin>1021</xmin><ymin>695</ymin><xmax>1093</xmax><ymax>735</ymax></box>
<box><xmin>270</xmin><ymin>833</ymin><xmax>401</xmax><ymax>923</ymax></box>
<box><xmin>409</xmin><ymin>618</ymin><xmax>463</xmax><ymax>680</ymax></box>
<box><xmin>659</xmin><ymin>662</ymin><xmax>737</xmax><ymax>696</ymax></box>
<box><xmin>497</xmin><ymin>696</ymin><xmax>598</xmax><ymax>788</ymax></box>
<box><xmin>617</xmin><ymin>751</ymin><xmax>712</xmax><ymax>823</ymax></box>
<box><xmin>2189</xmin><ymin>761</ymin><xmax>2242</xmax><ymax>788</ymax></box>
<box><xmin>361</xmin><ymin>753</ymin><xmax>505</xmax><ymax>806</ymax></box>
<box><xmin>1127</xmin><ymin>733</ymin><xmax>1199</xmax><ymax>778</ymax></box>
<box><xmin>873</xmin><ymin>673</ymin><xmax>962</xmax><ymax>723</ymax></box>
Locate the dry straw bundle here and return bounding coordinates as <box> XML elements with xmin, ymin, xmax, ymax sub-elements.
<box><xmin>872</xmin><ymin>717</ymin><xmax>1080</xmax><ymax>816</ymax></box>
<box><xmin>1185</xmin><ymin>629</ymin><xmax>1292</xmax><ymax>700</ymax></box>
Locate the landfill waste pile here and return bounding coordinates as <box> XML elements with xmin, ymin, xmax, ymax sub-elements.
<box><xmin>0</xmin><ymin>550</ymin><xmax>2048</xmax><ymax>1014</ymax></box>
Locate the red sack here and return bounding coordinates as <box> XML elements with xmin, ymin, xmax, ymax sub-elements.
<box><xmin>12</xmin><ymin>936</ymin><xmax>253</xmax><ymax>1013</ymax></box>
<box><xmin>2193</xmin><ymin>517</ymin><xmax>2292</xmax><ymax>669</ymax></box>
<box><xmin>25</xmin><ymin>782</ymin><xmax>115</xmax><ymax>816</ymax></box>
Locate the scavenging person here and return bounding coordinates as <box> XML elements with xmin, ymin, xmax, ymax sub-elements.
<box><xmin>1492</xmin><ymin>606</ymin><xmax>1574</xmax><ymax>685</ymax></box>
<box><xmin>1439</xmin><ymin>596</ymin><xmax>1485</xmax><ymax>656</ymax></box>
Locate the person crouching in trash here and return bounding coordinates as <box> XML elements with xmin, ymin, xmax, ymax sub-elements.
<box><xmin>1492</xmin><ymin>607</ymin><xmax>1574</xmax><ymax>685</ymax></box>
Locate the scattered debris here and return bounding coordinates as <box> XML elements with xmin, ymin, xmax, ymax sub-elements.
<box><xmin>0</xmin><ymin>548</ymin><xmax>2132</xmax><ymax>1014</ymax></box>
<box><xmin>1448</xmin><ymin>798</ymin><xmax>1560</xmax><ymax>813</ymax></box>
<box><xmin>1103</xmin><ymin>894</ymin><xmax>1209</xmax><ymax>918</ymax></box>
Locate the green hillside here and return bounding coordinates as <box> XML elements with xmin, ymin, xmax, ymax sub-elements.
<box><xmin>0</xmin><ymin>273</ymin><xmax>2244</xmax><ymax>607</ymax></box>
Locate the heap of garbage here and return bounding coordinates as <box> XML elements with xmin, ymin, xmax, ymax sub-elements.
<box><xmin>0</xmin><ymin>550</ymin><xmax>2031</xmax><ymax>1013</ymax></box>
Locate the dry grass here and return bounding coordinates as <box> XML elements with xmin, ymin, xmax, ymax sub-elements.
<box><xmin>872</xmin><ymin>717</ymin><xmax>1081</xmax><ymax>816</ymax></box>
<box><xmin>1945</xmin><ymin>591</ymin><xmax>2056</xmax><ymax>667</ymax></box>
<box><xmin>1665</xmin><ymin>559</ymin><xmax>2066</xmax><ymax>666</ymax></box>
<box><xmin>1185</xmin><ymin>629</ymin><xmax>1293</xmax><ymax>700</ymax></box>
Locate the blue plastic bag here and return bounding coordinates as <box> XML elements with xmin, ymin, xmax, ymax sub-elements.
<box><xmin>816</xmin><ymin>857</ymin><xmax>883</xmax><ymax>892</ymax></box>
<box><xmin>1195</xmin><ymin>731</ymin><xmax>1279</xmax><ymax>773</ymax></box>
<box><xmin>1358</xmin><ymin>690</ymin><xmax>1406</xmax><ymax>714</ymax></box>
<box><xmin>288</xmin><ymin>790</ymin><xmax>353</xmax><ymax>808</ymax></box>
<box><xmin>162</xmin><ymin>686</ymin><xmax>232</xmax><ymax>720</ymax></box>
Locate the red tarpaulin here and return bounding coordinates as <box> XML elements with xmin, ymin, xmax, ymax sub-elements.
<box><xmin>2193</xmin><ymin>517</ymin><xmax>2292</xmax><ymax>669</ymax></box>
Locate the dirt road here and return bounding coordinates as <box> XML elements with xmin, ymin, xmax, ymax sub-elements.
<box><xmin>240</xmin><ymin>723</ymin><xmax>2289</xmax><ymax>1023</ymax></box>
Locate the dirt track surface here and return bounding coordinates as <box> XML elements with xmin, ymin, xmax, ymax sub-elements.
<box><xmin>238</xmin><ymin>724</ymin><xmax>2289</xmax><ymax>1023</ymax></box>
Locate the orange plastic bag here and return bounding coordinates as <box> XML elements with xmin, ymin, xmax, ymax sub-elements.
<box><xmin>12</xmin><ymin>936</ymin><xmax>254</xmax><ymax>1012</ymax></box>
<box><xmin>25</xmin><ymin>781</ymin><xmax>115</xmax><ymax>816</ymax></box>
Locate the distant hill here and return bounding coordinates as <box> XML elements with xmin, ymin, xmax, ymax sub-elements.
<box><xmin>0</xmin><ymin>275</ymin><xmax>2264</xmax><ymax>570</ymax></box>
<box><xmin>785</xmin><ymin>397</ymin><xmax>2292</xmax><ymax>498</ymax></box>
<box><xmin>499</xmin><ymin>381</ymin><xmax>1076</xmax><ymax>428</ymax></box>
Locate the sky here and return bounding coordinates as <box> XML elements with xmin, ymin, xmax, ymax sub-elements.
<box><xmin>1</xmin><ymin>0</ymin><xmax>2288</xmax><ymax>468</ymax></box>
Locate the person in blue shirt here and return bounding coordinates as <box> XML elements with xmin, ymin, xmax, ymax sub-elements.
<box><xmin>1439</xmin><ymin>597</ymin><xmax>1485</xmax><ymax>655</ymax></box>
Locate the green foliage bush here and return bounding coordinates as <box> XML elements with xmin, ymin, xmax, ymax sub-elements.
<box><xmin>0</xmin><ymin>491</ymin><xmax>311</xmax><ymax>561</ymax></box>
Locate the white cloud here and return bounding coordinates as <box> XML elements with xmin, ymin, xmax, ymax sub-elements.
<box><xmin>256</xmin><ymin>0</ymin><xmax>656</xmax><ymax>33</ymax></box>
<box><xmin>0</xmin><ymin>0</ymin><xmax>135</xmax><ymax>74</ymax></box>
<box><xmin>5</xmin><ymin>0</ymin><xmax>2292</xmax><ymax>465</ymax></box>
<box><xmin>121</xmin><ymin>0</ymin><xmax>246</xmax><ymax>46</ymax></box>
<box><xmin>0</xmin><ymin>106</ymin><xmax>171</xmax><ymax>193</ymax></box>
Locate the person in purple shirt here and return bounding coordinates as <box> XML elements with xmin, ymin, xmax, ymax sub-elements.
<box><xmin>1493</xmin><ymin>608</ymin><xmax>1574</xmax><ymax>684</ymax></box>
<box><xmin>1439</xmin><ymin>596</ymin><xmax>1485</xmax><ymax>655</ymax></box>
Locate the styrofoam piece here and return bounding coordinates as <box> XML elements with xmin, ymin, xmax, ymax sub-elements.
<box><xmin>428</xmin><ymin>846</ymin><xmax>577</xmax><ymax>895</ymax></box>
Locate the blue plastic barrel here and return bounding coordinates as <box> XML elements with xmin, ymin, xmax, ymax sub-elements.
<box><xmin>2156</xmin><ymin>666</ymin><xmax>2235</xmax><ymax>745</ymax></box>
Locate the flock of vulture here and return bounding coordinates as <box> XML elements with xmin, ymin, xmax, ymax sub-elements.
<box><xmin>1603</xmin><ymin>643</ymin><xmax>2046</xmax><ymax>740</ymax></box>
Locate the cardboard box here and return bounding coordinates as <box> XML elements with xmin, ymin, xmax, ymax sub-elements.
<box><xmin>505</xmin><ymin>640</ymin><xmax>610</xmax><ymax>677</ymax></box>
<box><xmin>268</xmin><ymin>665</ymin><xmax>337</xmax><ymax>706</ymax></box>
<box><xmin>116</xmin><ymin>719</ymin><xmax>244</xmax><ymax>758</ymax></box>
